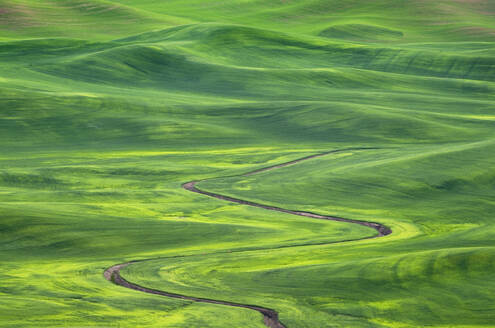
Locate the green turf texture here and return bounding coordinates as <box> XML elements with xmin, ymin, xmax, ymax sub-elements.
<box><xmin>1</xmin><ymin>1</ymin><xmax>494</xmax><ymax>327</ymax></box>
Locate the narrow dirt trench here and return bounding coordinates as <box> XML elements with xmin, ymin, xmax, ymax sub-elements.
<box><xmin>105</xmin><ymin>148</ymin><xmax>391</xmax><ymax>328</ymax></box>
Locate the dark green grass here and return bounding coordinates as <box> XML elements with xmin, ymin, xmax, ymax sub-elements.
<box><xmin>319</xmin><ymin>24</ymin><xmax>404</xmax><ymax>41</ymax></box>
<box><xmin>1</xmin><ymin>1</ymin><xmax>494</xmax><ymax>327</ymax></box>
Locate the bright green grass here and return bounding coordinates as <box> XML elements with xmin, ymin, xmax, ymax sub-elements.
<box><xmin>1</xmin><ymin>1</ymin><xmax>494</xmax><ymax>327</ymax></box>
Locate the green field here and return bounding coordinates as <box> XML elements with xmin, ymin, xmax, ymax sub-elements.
<box><xmin>1</xmin><ymin>1</ymin><xmax>495</xmax><ymax>327</ymax></box>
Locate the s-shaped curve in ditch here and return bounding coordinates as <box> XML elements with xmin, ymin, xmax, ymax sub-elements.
<box><xmin>105</xmin><ymin>148</ymin><xmax>392</xmax><ymax>328</ymax></box>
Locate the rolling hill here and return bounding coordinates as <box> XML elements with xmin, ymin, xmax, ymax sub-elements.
<box><xmin>1</xmin><ymin>1</ymin><xmax>494</xmax><ymax>327</ymax></box>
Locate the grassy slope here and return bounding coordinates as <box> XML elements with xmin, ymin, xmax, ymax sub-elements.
<box><xmin>1</xmin><ymin>0</ymin><xmax>494</xmax><ymax>327</ymax></box>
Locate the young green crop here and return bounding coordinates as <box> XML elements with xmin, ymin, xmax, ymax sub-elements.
<box><xmin>1</xmin><ymin>1</ymin><xmax>494</xmax><ymax>327</ymax></box>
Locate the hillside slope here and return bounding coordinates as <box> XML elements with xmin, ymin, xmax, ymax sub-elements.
<box><xmin>0</xmin><ymin>1</ymin><xmax>494</xmax><ymax>327</ymax></box>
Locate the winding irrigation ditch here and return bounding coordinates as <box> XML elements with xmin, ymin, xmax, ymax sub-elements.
<box><xmin>105</xmin><ymin>148</ymin><xmax>392</xmax><ymax>328</ymax></box>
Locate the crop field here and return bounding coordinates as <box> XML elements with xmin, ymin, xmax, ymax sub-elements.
<box><xmin>1</xmin><ymin>1</ymin><xmax>495</xmax><ymax>327</ymax></box>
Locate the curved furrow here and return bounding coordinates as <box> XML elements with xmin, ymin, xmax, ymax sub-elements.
<box><xmin>182</xmin><ymin>181</ymin><xmax>390</xmax><ymax>236</ymax></box>
<box><xmin>104</xmin><ymin>263</ymin><xmax>284</xmax><ymax>328</ymax></box>
<box><xmin>105</xmin><ymin>149</ymin><xmax>392</xmax><ymax>328</ymax></box>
